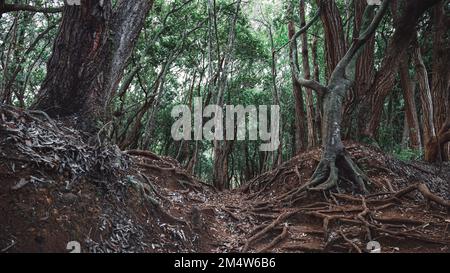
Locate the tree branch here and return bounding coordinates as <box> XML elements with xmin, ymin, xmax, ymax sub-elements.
<box><xmin>275</xmin><ymin>8</ymin><xmax>321</xmax><ymax>53</ymax></box>
<box><xmin>1</xmin><ymin>4</ymin><xmax>62</xmax><ymax>14</ymax></box>
<box><xmin>287</xmin><ymin>3</ymin><xmax>326</xmax><ymax>96</ymax></box>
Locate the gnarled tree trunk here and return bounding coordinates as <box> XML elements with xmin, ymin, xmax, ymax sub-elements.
<box><xmin>292</xmin><ymin>1</ymin><xmax>390</xmax><ymax>193</ymax></box>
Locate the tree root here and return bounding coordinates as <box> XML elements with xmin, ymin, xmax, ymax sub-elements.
<box><xmin>338</xmin><ymin>229</ymin><xmax>362</xmax><ymax>253</ymax></box>
<box><xmin>257</xmin><ymin>224</ymin><xmax>289</xmax><ymax>253</ymax></box>
<box><xmin>308</xmin><ymin>153</ymin><xmax>370</xmax><ymax>193</ymax></box>
<box><xmin>243</xmin><ymin>210</ymin><xmax>298</xmax><ymax>252</ymax></box>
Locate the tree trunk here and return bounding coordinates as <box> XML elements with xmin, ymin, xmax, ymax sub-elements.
<box><xmin>288</xmin><ymin>4</ymin><xmax>306</xmax><ymax>153</ymax></box>
<box><xmin>315</xmin><ymin>0</ymin><xmax>346</xmax><ymax>79</ymax></box>
<box><xmin>364</xmin><ymin>0</ymin><xmax>441</xmax><ymax>139</ymax></box>
<box><xmin>32</xmin><ymin>0</ymin><xmax>154</xmax><ymax>131</ymax></box>
<box><xmin>413</xmin><ymin>38</ymin><xmax>450</xmax><ymax>162</ymax></box>
<box><xmin>300</xmin><ymin>0</ymin><xmax>316</xmax><ymax>149</ymax></box>
<box><xmin>347</xmin><ymin>0</ymin><xmax>376</xmax><ymax>138</ymax></box>
<box><xmin>399</xmin><ymin>56</ymin><xmax>421</xmax><ymax>150</ymax></box>
<box><xmin>431</xmin><ymin>2</ymin><xmax>450</xmax><ymax>161</ymax></box>
<box><xmin>268</xmin><ymin>25</ymin><xmax>283</xmax><ymax>166</ymax></box>
<box><xmin>312</xmin><ymin>36</ymin><xmax>322</xmax><ymax>144</ymax></box>
<box><xmin>293</xmin><ymin>2</ymin><xmax>390</xmax><ymax>193</ymax></box>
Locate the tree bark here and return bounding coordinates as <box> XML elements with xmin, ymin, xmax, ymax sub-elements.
<box><xmin>288</xmin><ymin>3</ymin><xmax>306</xmax><ymax>153</ymax></box>
<box><xmin>413</xmin><ymin>38</ymin><xmax>450</xmax><ymax>162</ymax></box>
<box><xmin>300</xmin><ymin>0</ymin><xmax>316</xmax><ymax>149</ymax></box>
<box><xmin>399</xmin><ymin>56</ymin><xmax>421</xmax><ymax>150</ymax></box>
<box><xmin>267</xmin><ymin>24</ymin><xmax>283</xmax><ymax>166</ymax></box>
<box><xmin>346</xmin><ymin>0</ymin><xmax>376</xmax><ymax>138</ymax></box>
<box><xmin>312</xmin><ymin>36</ymin><xmax>322</xmax><ymax>144</ymax></box>
<box><xmin>315</xmin><ymin>0</ymin><xmax>346</xmax><ymax>79</ymax></box>
<box><xmin>431</xmin><ymin>2</ymin><xmax>450</xmax><ymax>160</ymax></box>
<box><xmin>32</xmin><ymin>0</ymin><xmax>154</xmax><ymax>131</ymax></box>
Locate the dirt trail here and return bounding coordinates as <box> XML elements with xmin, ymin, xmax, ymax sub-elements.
<box><xmin>0</xmin><ymin>105</ymin><xmax>449</xmax><ymax>253</ymax></box>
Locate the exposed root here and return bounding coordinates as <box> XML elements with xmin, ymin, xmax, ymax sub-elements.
<box><xmin>257</xmin><ymin>224</ymin><xmax>289</xmax><ymax>253</ymax></box>
<box><xmin>308</xmin><ymin>153</ymin><xmax>370</xmax><ymax>193</ymax></box>
<box><xmin>243</xmin><ymin>210</ymin><xmax>298</xmax><ymax>252</ymax></box>
<box><xmin>338</xmin><ymin>229</ymin><xmax>362</xmax><ymax>253</ymax></box>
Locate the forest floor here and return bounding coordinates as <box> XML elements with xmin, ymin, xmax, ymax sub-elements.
<box><xmin>0</xmin><ymin>105</ymin><xmax>449</xmax><ymax>253</ymax></box>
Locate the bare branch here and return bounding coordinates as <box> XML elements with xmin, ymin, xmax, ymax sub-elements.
<box><xmin>275</xmin><ymin>8</ymin><xmax>321</xmax><ymax>53</ymax></box>
<box><xmin>1</xmin><ymin>4</ymin><xmax>62</xmax><ymax>14</ymax></box>
<box><xmin>287</xmin><ymin>3</ymin><xmax>326</xmax><ymax>96</ymax></box>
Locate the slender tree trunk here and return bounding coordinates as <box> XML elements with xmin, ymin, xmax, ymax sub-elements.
<box><xmin>399</xmin><ymin>56</ymin><xmax>421</xmax><ymax>150</ymax></box>
<box><xmin>312</xmin><ymin>36</ymin><xmax>322</xmax><ymax>144</ymax></box>
<box><xmin>288</xmin><ymin>3</ymin><xmax>306</xmax><ymax>153</ymax></box>
<box><xmin>413</xmin><ymin>40</ymin><xmax>435</xmax><ymax>160</ymax></box>
<box><xmin>32</xmin><ymin>0</ymin><xmax>154</xmax><ymax>131</ymax></box>
<box><xmin>300</xmin><ymin>0</ymin><xmax>316</xmax><ymax>149</ymax></box>
<box><xmin>268</xmin><ymin>26</ymin><xmax>283</xmax><ymax>166</ymax></box>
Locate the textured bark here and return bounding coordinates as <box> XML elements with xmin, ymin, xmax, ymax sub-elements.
<box><xmin>365</xmin><ymin>0</ymin><xmax>441</xmax><ymax>138</ymax></box>
<box><xmin>399</xmin><ymin>57</ymin><xmax>421</xmax><ymax>150</ymax></box>
<box><xmin>413</xmin><ymin>40</ymin><xmax>436</xmax><ymax>161</ymax></box>
<box><xmin>315</xmin><ymin>0</ymin><xmax>346</xmax><ymax>79</ymax></box>
<box><xmin>312</xmin><ymin>36</ymin><xmax>322</xmax><ymax>144</ymax></box>
<box><xmin>267</xmin><ymin>25</ymin><xmax>283</xmax><ymax>166</ymax></box>
<box><xmin>346</xmin><ymin>0</ymin><xmax>376</xmax><ymax>138</ymax></box>
<box><xmin>32</xmin><ymin>0</ymin><xmax>154</xmax><ymax>131</ymax></box>
<box><xmin>413</xmin><ymin>37</ymin><xmax>450</xmax><ymax>162</ymax></box>
<box><xmin>300</xmin><ymin>0</ymin><xmax>316</xmax><ymax>149</ymax></box>
<box><xmin>431</xmin><ymin>2</ymin><xmax>450</xmax><ymax>132</ymax></box>
<box><xmin>431</xmin><ymin>2</ymin><xmax>450</xmax><ymax>160</ymax></box>
<box><xmin>288</xmin><ymin>17</ymin><xmax>306</xmax><ymax>153</ymax></box>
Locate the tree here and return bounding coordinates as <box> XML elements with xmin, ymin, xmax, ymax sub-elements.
<box><xmin>299</xmin><ymin>0</ymin><xmax>317</xmax><ymax>149</ymax></box>
<box><xmin>364</xmin><ymin>0</ymin><xmax>441</xmax><ymax>139</ymax></box>
<box><xmin>430</xmin><ymin>2</ymin><xmax>450</xmax><ymax>161</ymax></box>
<box><xmin>212</xmin><ymin>0</ymin><xmax>241</xmax><ymax>190</ymax></box>
<box><xmin>290</xmin><ymin>0</ymin><xmax>391</xmax><ymax>192</ymax></box>
<box><xmin>287</xmin><ymin>1</ymin><xmax>307</xmax><ymax>153</ymax></box>
<box><xmin>31</xmin><ymin>0</ymin><xmax>154</xmax><ymax>131</ymax></box>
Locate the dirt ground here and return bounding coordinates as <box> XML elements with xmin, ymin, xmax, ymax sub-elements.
<box><xmin>0</xmin><ymin>105</ymin><xmax>449</xmax><ymax>253</ymax></box>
